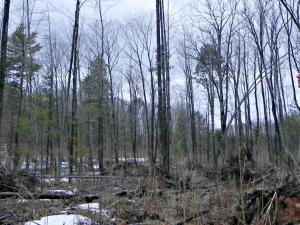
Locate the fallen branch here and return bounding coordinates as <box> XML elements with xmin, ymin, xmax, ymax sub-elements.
<box><xmin>0</xmin><ymin>192</ymin><xmax>99</xmax><ymax>200</ymax></box>
<box><xmin>174</xmin><ymin>209</ymin><xmax>210</xmax><ymax>225</ymax></box>
<box><xmin>113</xmin><ymin>187</ymin><xmax>162</xmax><ymax>198</ymax></box>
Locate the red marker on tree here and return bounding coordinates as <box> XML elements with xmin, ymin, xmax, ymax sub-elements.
<box><xmin>297</xmin><ymin>73</ymin><xmax>300</xmax><ymax>88</ymax></box>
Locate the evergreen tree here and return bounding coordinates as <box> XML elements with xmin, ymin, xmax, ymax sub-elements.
<box><xmin>6</xmin><ymin>24</ymin><xmax>41</xmax><ymax>168</ymax></box>
<box><xmin>81</xmin><ymin>55</ymin><xmax>109</xmax><ymax>171</ymax></box>
<box><xmin>7</xmin><ymin>24</ymin><xmax>41</xmax><ymax>80</ymax></box>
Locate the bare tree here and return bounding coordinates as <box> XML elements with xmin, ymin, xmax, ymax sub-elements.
<box><xmin>104</xmin><ymin>21</ymin><xmax>122</xmax><ymax>165</ymax></box>
<box><xmin>178</xmin><ymin>32</ymin><xmax>197</xmax><ymax>165</ymax></box>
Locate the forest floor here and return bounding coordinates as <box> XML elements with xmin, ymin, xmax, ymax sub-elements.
<box><xmin>1</xmin><ymin>160</ymin><xmax>300</xmax><ymax>225</ymax></box>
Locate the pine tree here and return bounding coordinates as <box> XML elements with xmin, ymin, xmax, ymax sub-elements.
<box><xmin>6</xmin><ymin>24</ymin><xmax>41</xmax><ymax>168</ymax></box>
<box><xmin>81</xmin><ymin>56</ymin><xmax>108</xmax><ymax>171</ymax></box>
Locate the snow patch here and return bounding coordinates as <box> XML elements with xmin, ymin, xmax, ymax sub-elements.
<box><xmin>60</xmin><ymin>177</ymin><xmax>69</xmax><ymax>183</ymax></box>
<box><xmin>44</xmin><ymin>178</ymin><xmax>55</xmax><ymax>184</ymax></box>
<box><xmin>75</xmin><ymin>203</ymin><xmax>115</xmax><ymax>221</ymax></box>
<box><xmin>24</xmin><ymin>214</ymin><xmax>92</xmax><ymax>225</ymax></box>
<box><xmin>16</xmin><ymin>199</ymin><xmax>27</xmax><ymax>204</ymax></box>
<box><xmin>39</xmin><ymin>199</ymin><xmax>51</xmax><ymax>202</ymax></box>
<box><xmin>118</xmin><ymin>157</ymin><xmax>147</xmax><ymax>163</ymax></box>
<box><xmin>48</xmin><ymin>190</ymin><xmax>74</xmax><ymax>195</ymax></box>
<box><xmin>76</xmin><ymin>203</ymin><xmax>101</xmax><ymax>213</ymax></box>
<box><xmin>42</xmin><ymin>177</ymin><xmax>70</xmax><ymax>184</ymax></box>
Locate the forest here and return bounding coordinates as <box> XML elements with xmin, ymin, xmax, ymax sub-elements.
<box><xmin>0</xmin><ymin>0</ymin><xmax>300</xmax><ymax>224</ymax></box>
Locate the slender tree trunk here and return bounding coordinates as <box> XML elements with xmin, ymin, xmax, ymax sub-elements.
<box><xmin>87</xmin><ymin>103</ymin><xmax>93</xmax><ymax>171</ymax></box>
<box><xmin>206</xmin><ymin>103</ymin><xmax>210</xmax><ymax>164</ymax></box>
<box><xmin>243</xmin><ymin>41</ymin><xmax>253</xmax><ymax>153</ymax></box>
<box><xmin>253</xmin><ymin>52</ymin><xmax>260</xmax><ymax>156</ymax></box>
<box><xmin>46</xmin><ymin>13</ymin><xmax>54</xmax><ymax>171</ymax></box>
<box><xmin>107</xmin><ymin>66</ymin><xmax>118</xmax><ymax>165</ymax></box>
<box><xmin>97</xmin><ymin>0</ymin><xmax>105</xmax><ymax>171</ymax></box>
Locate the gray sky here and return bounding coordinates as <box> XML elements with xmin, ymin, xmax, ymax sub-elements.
<box><xmin>47</xmin><ymin>0</ymin><xmax>156</xmax><ymax>21</ymax></box>
<box><xmin>2</xmin><ymin>0</ymin><xmax>159</xmax><ymax>32</ymax></box>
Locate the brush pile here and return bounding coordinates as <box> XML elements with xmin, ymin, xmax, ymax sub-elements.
<box><xmin>226</xmin><ymin>177</ymin><xmax>300</xmax><ymax>225</ymax></box>
<box><xmin>0</xmin><ymin>166</ymin><xmax>37</xmax><ymax>192</ymax></box>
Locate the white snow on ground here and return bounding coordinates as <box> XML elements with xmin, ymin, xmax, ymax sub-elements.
<box><xmin>24</xmin><ymin>214</ymin><xmax>92</xmax><ymax>225</ymax></box>
<box><xmin>48</xmin><ymin>190</ymin><xmax>74</xmax><ymax>195</ymax></box>
<box><xmin>16</xmin><ymin>199</ymin><xmax>27</xmax><ymax>204</ymax></box>
<box><xmin>118</xmin><ymin>157</ymin><xmax>147</xmax><ymax>163</ymax></box>
<box><xmin>21</xmin><ymin>162</ymin><xmax>36</xmax><ymax>170</ymax></box>
<box><xmin>76</xmin><ymin>203</ymin><xmax>100</xmax><ymax>213</ymax></box>
<box><xmin>43</xmin><ymin>178</ymin><xmax>70</xmax><ymax>184</ymax></box>
<box><xmin>60</xmin><ymin>178</ymin><xmax>69</xmax><ymax>183</ymax></box>
<box><xmin>75</xmin><ymin>203</ymin><xmax>115</xmax><ymax>221</ymax></box>
<box><xmin>44</xmin><ymin>178</ymin><xmax>55</xmax><ymax>184</ymax></box>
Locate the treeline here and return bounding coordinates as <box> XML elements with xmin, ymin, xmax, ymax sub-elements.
<box><xmin>0</xmin><ymin>0</ymin><xmax>300</xmax><ymax>176</ymax></box>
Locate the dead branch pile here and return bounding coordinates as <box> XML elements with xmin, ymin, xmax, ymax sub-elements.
<box><xmin>0</xmin><ymin>205</ymin><xmax>20</xmax><ymax>224</ymax></box>
<box><xmin>202</xmin><ymin>155</ymin><xmax>265</xmax><ymax>184</ymax></box>
<box><xmin>112</xmin><ymin>162</ymin><xmax>149</xmax><ymax>177</ymax></box>
<box><xmin>226</xmin><ymin>177</ymin><xmax>300</xmax><ymax>225</ymax></box>
<box><xmin>0</xmin><ymin>167</ymin><xmax>37</xmax><ymax>192</ymax></box>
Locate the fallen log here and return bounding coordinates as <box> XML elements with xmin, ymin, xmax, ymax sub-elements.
<box><xmin>114</xmin><ymin>190</ymin><xmax>133</xmax><ymax>197</ymax></box>
<box><xmin>39</xmin><ymin>175</ymin><xmax>151</xmax><ymax>180</ymax></box>
<box><xmin>113</xmin><ymin>187</ymin><xmax>162</xmax><ymax>199</ymax></box>
<box><xmin>0</xmin><ymin>192</ymin><xmax>99</xmax><ymax>201</ymax></box>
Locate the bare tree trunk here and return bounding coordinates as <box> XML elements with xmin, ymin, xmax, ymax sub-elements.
<box><xmin>97</xmin><ymin>0</ymin><xmax>105</xmax><ymax>171</ymax></box>
<box><xmin>46</xmin><ymin>12</ymin><xmax>54</xmax><ymax>171</ymax></box>
<box><xmin>107</xmin><ymin>66</ymin><xmax>118</xmax><ymax>165</ymax></box>
<box><xmin>206</xmin><ymin>78</ymin><xmax>216</xmax><ymax>168</ymax></box>
<box><xmin>0</xmin><ymin>0</ymin><xmax>11</xmax><ymax>139</ymax></box>
<box><xmin>128</xmin><ymin>77</ymin><xmax>137</xmax><ymax>165</ymax></box>
<box><xmin>87</xmin><ymin>102</ymin><xmax>93</xmax><ymax>171</ymax></box>
<box><xmin>243</xmin><ymin>40</ymin><xmax>253</xmax><ymax>154</ymax></box>
<box><xmin>68</xmin><ymin>0</ymin><xmax>80</xmax><ymax>180</ymax></box>
<box><xmin>206</xmin><ymin>104</ymin><xmax>210</xmax><ymax>164</ymax></box>
<box><xmin>233</xmin><ymin>38</ymin><xmax>242</xmax><ymax>151</ymax></box>
<box><xmin>182</xmin><ymin>36</ymin><xmax>197</xmax><ymax>165</ymax></box>
<box><xmin>253</xmin><ymin>52</ymin><xmax>260</xmax><ymax>156</ymax></box>
<box><xmin>156</xmin><ymin>0</ymin><xmax>170</xmax><ymax>175</ymax></box>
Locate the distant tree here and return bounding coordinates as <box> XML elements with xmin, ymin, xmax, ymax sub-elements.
<box><xmin>178</xmin><ymin>34</ymin><xmax>197</xmax><ymax>164</ymax></box>
<box><xmin>81</xmin><ymin>56</ymin><xmax>109</xmax><ymax>170</ymax></box>
<box><xmin>195</xmin><ymin>43</ymin><xmax>221</xmax><ymax>168</ymax></box>
<box><xmin>173</xmin><ymin>105</ymin><xmax>189</xmax><ymax>158</ymax></box>
<box><xmin>104</xmin><ymin>22</ymin><xmax>122</xmax><ymax>165</ymax></box>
